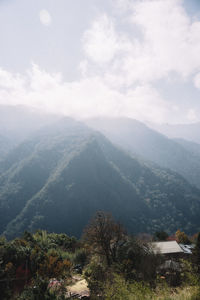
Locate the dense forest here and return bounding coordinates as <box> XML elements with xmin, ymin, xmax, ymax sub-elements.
<box><xmin>1</xmin><ymin>212</ymin><xmax>200</xmax><ymax>300</ymax></box>
<box><xmin>86</xmin><ymin>117</ymin><xmax>200</xmax><ymax>188</ymax></box>
<box><xmin>1</xmin><ymin>116</ymin><xmax>200</xmax><ymax>239</ymax></box>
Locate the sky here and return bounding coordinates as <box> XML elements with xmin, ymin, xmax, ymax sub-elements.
<box><xmin>0</xmin><ymin>0</ymin><xmax>200</xmax><ymax>124</ymax></box>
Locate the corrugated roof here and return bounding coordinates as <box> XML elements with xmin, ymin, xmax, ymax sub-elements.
<box><xmin>151</xmin><ymin>241</ymin><xmax>183</xmax><ymax>254</ymax></box>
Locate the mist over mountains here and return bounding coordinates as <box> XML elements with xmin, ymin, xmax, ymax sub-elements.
<box><xmin>0</xmin><ymin>105</ymin><xmax>200</xmax><ymax>239</ymax></box>
<box><xmin>148</xmin><ymin>122</ymin><xmax>200</xmax><ymax>144</ymax></box>
<box><xmin>86</xmin><ymin>117</ymin><xmax>200</xmax><ymax>188</ymax></box>
<box><xmin>0</xmin><ymin>105</ymin><xmax>59</xmax><ymax>147</ymax></box>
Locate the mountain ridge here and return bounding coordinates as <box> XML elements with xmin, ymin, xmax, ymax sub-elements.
<box><xmin>1</xmin><ymin>118</ymin><xmax>200</xmax><ymax>239</ymax></box>
<box><xmin>85</xmin><ymin>117</ymin><xmax>200</xmax><ymax>188</ymax></box>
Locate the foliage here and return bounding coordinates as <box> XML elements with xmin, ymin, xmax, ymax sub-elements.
<box><xmin>175</xmin><ymin>230</ymin><xmax>191</xmax><ymax>244</ymax></box>
<box><xmin>1</xmin><ymin>214</ymin><xmax>200</xmax><ymax>299</ymax></box>
<box><xmin>154</xmin><ymin>231</ymin><xmax>169</xmax><ymax>241</ymax></box>
<box><xmin>114</xmin><ymin>237</ymin><xmax>161</xmax><ymax>284</ymax></box>
<box><xmin>84</xmin><ymin>261</ymin><xmax>108</xmax><ymax>298</ymax></box>
<box><xmin>83</xmin><ymin>211</ymin><xmax>126</xmax><ymax>266</ymax></box>
<box><xmin>37</xmin><ymin>252</ymin><xmax>71</xmax><ymax>279</ymax></box>
<box><xmin>104</xmin><ymin>274</ymin><xmax>132</xmax><ymax>300</ymax></box>
<box><xmin>0</xmin><ymin>230</ymin><xmax>77</xmax><ymax>299</ymax></box>
<box><xmin>17</xmin><ymin>276</ymin><xmax>67</xmax><ymax>300</ymax></box>
<box><xmin>192</xmin><ymin>232</ymin><xmax>200</xmax><ymax>274</ymax></box>
<box><xmin>180</xmin><ymin>260</ymin><xmax>199</xmax><ymax>286</ymax></box>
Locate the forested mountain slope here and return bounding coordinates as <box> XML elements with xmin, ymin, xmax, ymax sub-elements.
<box><xmin>86</xmin><ymin>117</ymin><xmax>200</xmax><ymax>188</ymax></box>
<box><xmin>0</xmin><ymin>118</ymin><xmax>200</xmax><ymax>239</ymax></box>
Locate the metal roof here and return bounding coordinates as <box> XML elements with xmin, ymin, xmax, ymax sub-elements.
<box><xmin>179</xmin><ymin>244</ymin><xmax>194</xmax><ymax>254</ymax></box>
<box><xmin>151</xmin><ymin>241</ymin><xmax>183</xmax><ymax>254</ymax></box>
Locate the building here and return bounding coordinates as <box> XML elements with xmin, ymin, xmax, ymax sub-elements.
<box><xmin>151</xmin><ymin>241</ymin><xmax>185</xmax><ymax>259</ymax></box>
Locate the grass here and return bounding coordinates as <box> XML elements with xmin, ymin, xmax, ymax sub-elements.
<box><xmin>154</xmin><ymin>286</ymin><xmax>200</xmax><ymax>300</ymax></box>
<box><xmin>127</xmin><ymin>286</ymin><xmax>200</xmax><ymax>300</ymax></box>
<box><xmin>104</xmin><ymin>275</ymin><xmax>200</xmax><ymax>300</ymax></box>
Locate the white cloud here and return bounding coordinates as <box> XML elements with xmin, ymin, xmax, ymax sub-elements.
<box><xmin>83</xmin><ymin>14</ymin><xmax>121</xmax><ymax>64</ymax></box>
<box><xmin>1</xmin><ymin>1</ymin><xmax>200</xmax><ymax>124</ymax></box>
<box><xmin>0</xmin><ymin>69</ymin><xmax>25</xmax><ymax>90</ymax></box>
<box><xmin>111</xmin><ymin>0</ymin><xmax>131</xmax><ymax>12</ymax></box>
<box><xmin>79</xmin><ymin>60</ymin><xmax>89</xmax><ymax>77</ymax></box>
<box><xmin>39</xmin><ymin>9</ymin><xmax>52</xmax><ymax>26</ymax></box>
<box><xmin>0</xmin><ymin>64</ymin><xmax>171</xmax><ymax>123</ymax></box>
<box><xmin>82</xmin><ymin>0</ymin><xmax>200</xmax><ymax>88</ymax></box>
<box><xmin>187</xmin><ymin>108</ymin><xmax>198</xmax><ymax>122</ymax></box>
<box><xmin>125</xmin><ymin>85</ymin><xmax>169</xmax><ymax>123</ymax></box>
<box><xmin>128</xmin><ymin>0</ymin><xmax>200</xmax><ymax>79</ymax></box>
<box><xmin>29</xmin><ymin>64</ymin><xmax>62</xmax><ymax>91</ymax></box>
<box><xmin>194</xmin><ymin>72</ymin><xmax>200</xmax><ymax>89</ymax></box>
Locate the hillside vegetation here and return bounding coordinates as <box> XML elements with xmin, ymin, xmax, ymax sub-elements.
<box><xmin>86</xmin><ymin>117</ymin><xmax>200</xmax><ymax>188</ymax></box>
<box><xmin>0</xmin><ymin>213</ymin><xmax>200</xmax><ymax>300</ymax></box>
<box><xmin>1</xmin><ymin>118</ymin><xmax>200</xmax><ymax>239</ymax></box>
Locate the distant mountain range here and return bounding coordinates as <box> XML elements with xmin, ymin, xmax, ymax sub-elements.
<box><xmin>0</xmin><ymin>105</ymin><xmax>59</xmax><ymax>147</ymax></box>
<box><xmin>0</xmin><ymin>135</ymin><xmax>13</xmax><ymax>158</ymax></box>
<box><xmin>86</xmin><ymin>117</ymin><xmax>200</xmax><ymax>188</ymax></box>
<box><xmin>0</xmin><ymin>106</ymin><xmax>200</xmax><ymax>238</ymax></box>
<box><xmin>174</xmin><ymin>138</ymin><xmax>200</xmax><ymax>157</ymax></box>
<box><xmin>148</xmin><ymin>122</ymin><xmax>200</xmax><ymax>144</ymax></box>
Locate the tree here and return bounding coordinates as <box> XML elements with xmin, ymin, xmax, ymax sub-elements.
<box><xmin>83</xmin><ymin>211</ymin><xmax>126</xmax><ymax>266</ymax></box>
<box><xmin>193</xmin><ymin>232</ymin><xmax>200</xmax><ymax>274</ymax></box>
<box><xmin>116</xmin><ymin>237</ymin><xmax>160</xmax><ymax>284</ymax></box>
<box><xmin>154</xmin><ymin>231</ymin><xmax>169</xmax><ymax>241</ymax></box>
<box><xmin>175</xmin><ymin>229</ymin><xmax>190</xmax><ymax>244</ymax></box>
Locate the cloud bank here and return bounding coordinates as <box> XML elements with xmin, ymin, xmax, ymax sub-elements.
<box><xmin>83</xmin><ymin>0</ymin><xmax>200</xmax><ymax>87</ymax></box>
<box><xmin>1</xmin><ymin>0</ymin><xmax>200</xmax><ymax>124</ymax></box>
<box><xmin>0</xmin><ymin>64</ymin><xmax>179</xmax><ymax>123</ymax></box>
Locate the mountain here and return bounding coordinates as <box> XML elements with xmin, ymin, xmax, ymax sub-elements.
<box><xmin>148</xmin><ymin>122</ymin><xmax>200</xmax><ymax>144</ymax></box>
<box><xmin>174</xmin><ymin>138</ymin><xmax>200</xmax><ymax>157</ymax></box>
<box><xmin>0</xmin><ymin>135</ymin><xmax>13</xmax><ymax>158</ymax></box>
<box><xmin>0</xmin><ymin>105</ymin><xmax>59</xmax><ymax>145</ymax></box>
<box><xmin>86</xmin><ymin>117</ymin><xmax>200</xmax><ymax>188</ymax></box>
<box><xmin>1</xmin><ymin>118</ymin><xmax>200</xmax><ymax>239</ymax></box>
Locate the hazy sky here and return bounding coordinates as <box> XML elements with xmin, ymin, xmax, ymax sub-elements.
<box><xmin>0</xmin><ymin>0</ymin><xmax>200</xmax><ymax>124</ymax></box>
